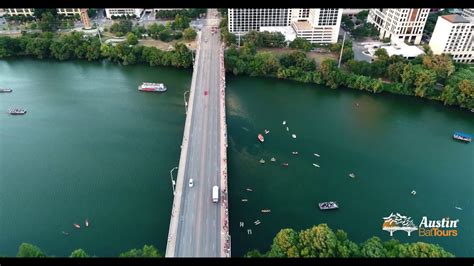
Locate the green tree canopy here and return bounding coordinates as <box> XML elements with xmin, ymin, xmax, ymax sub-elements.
<box><xmin>17</xmin><ymin>243</ymin><xmax>46</xmax><ymax>258</ymax></box>
<box><xmin>119</xmin><ymin>245</ymin><xmax>162</xmax><ymax>258</ymax></box>
<box><xmin>70</xmin><ymin>249</ymin><xmax>89</xmax><ymax>258</ymax></box>
<box><xmin>183</xmin><ymin>28</ymin><xmax>197</xmax><ymax>41</ymax></box>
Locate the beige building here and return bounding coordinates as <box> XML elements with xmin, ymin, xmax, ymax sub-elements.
<box><xmin>5</xmin><ymin>8</ymin><xmax>34</xmax><ymax>16</ymax></box>
<box><xmin>57</xmin><ymin>8</ymin><xmax>81</xmax><ymax>16</ymax></box>
<box><xmin>429</xmin><ymin>14</ymin><xmax>474</xmax><ymax>63</ymax></box>
<box><xmin>228</xmin><ymin>8</ymin><xmax>341</xmax><ymax>43</ymax></box>
<box><xmin>105</xmin><ymin>9</ymin><xmax>144</xmax><ymax>19</ymax></box>
<box><xmin>367</xmin><ymin>8</ymin><xmax>430</xmax><ymax>45</ymax></box>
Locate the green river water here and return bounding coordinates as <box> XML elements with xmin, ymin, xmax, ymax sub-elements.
<box><xmin>0</xmin><ymin>59</ymin><xmax>473</xmax><ymax>257</ymax></box>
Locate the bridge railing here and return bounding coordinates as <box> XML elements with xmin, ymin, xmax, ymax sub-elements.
<box><xmin>219</xmin><ymin>42</ymin><xmax>231</xmax><ymax>257</ymax></box>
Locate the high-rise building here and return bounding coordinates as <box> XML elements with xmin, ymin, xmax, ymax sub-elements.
<box><xmin>227</xmin><ymin>8</ymin><xmax>342</xmax><ymax>43</ymax></box>
<box><xmin>5</xmin><ymin>8</ymin><xmax>34</xmax><ymax>16</ymax></box>
<box><xmin>57</xmin><ymin>8</ymin><xmax>81</xmax><ymax>16</ymax></box>
<box><xmin>461</xmin><ymin>8</ymin><xmax>474</xmax><ymax>19</ymax></box>
<box><xmin>228</xmin><ymin>9</ymin><xmax>291</xmax><ymax>34</ymax></box>
<box><xmin>367</xmin><ymin>8</ymin><xmax>430</xmax><ymax>44</ymax></box>
<box><xmin>291</xmin><ymin>8</ymin><xmax>342</xmax><ymax>43</ymax></box>
<box><xmin>429</xmin><ymin>14</ymin><xmax>474</xmax><ymax>63</ymax></box>
<box><xmin>105</xmin><ymin>9</ymin><xmax>144</xmax><ymax>19</ymax></box>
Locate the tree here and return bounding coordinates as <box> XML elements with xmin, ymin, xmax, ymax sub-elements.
<box><xmin>289</xmin><ymin>37</ymin><xmax>312</xmax><ymax>52</ymax></box>
<box><xmin>126</xmin><ymin>32</ymin><xmax>138</xmax><ymax>45</ymax></box>
<box><xmin>360</xmin><ymin>237</ymin><xmax>386</xmax><ymax>258</ymax></box>
<box><xmin>70</xmin><ymin>249</ymin><xmax>89</xmax><ymax>258</ymax></box>
<box><xmin>335</xmin><ymin>229</ymin><xmax>360</xmax><ymax>258</ymax></box>
<box><xmin>298</xmin><ymin>224</ymin><xmax>338</xmax><ymax>257</ymax></box>
<box><xmin>17</xmin><ymin>243</ymin><xmax>46</xmax><ymax>258</ymax></box>
<box><xmin>268</xmin><ymin>228</ymin><xmax>300</xmax><ymax>257</ymax></box>
<box><xmin>356</xmin><ymin>10</ymin><xmax>369</xmax><ymax>21</ymax></box>
<box><xmin>183</xmin><ymin>28</ymin><xmax>197</xmax><ymax>41</ymax></box>
<box><xmin>422</xmin><ymin>54</ymin><xmax>455</xmax><ymax>82</ymax></box>
<box><xmin>245</xmin><ymin>249</ymin><xmax>265</xmax><ymax>258</ymax></box>
<box><xmin>119</xmin><ymin>245</ymin><xmax>162</xmax><ymax>258</ymax></box>
<box><xmin>173</xmin><ymin>14</ymin><xmax>191</xmax><ymax>30</ymax></box>
<box><xmin>413</xmin><ymin>66</ymin><xmax>437</xmax><ymax>97</ymax></box>
<box><xmin>39</xmin><ymin>12</ymin><xmax>57</xmax><ymax>32</ymax></box>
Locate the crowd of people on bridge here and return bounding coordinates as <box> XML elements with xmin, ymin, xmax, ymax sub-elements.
<box><xmin>219</xmin><ymin>43</ymin><xmax>231</xmax><ymax>257</ymax></box>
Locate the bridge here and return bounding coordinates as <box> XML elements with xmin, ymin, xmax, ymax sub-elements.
<box><xmin>165</xmin><ymin>9</ymin><xmax>230</xmax><ymax>257</ymax></box>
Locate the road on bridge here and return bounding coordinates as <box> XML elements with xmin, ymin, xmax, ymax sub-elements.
<box><xmin>169</xmin><ymin>9</ymin><xmax>223</xmax><ymax>257</ymax></box>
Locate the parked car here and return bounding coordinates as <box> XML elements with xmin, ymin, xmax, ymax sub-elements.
<box><xmin>189</xmin><ymin>178</ymin><xmax>194</xmax><ymax>188</ymax></box>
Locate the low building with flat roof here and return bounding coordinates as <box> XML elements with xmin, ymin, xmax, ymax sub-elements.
<box><xmin>259</xmin><ymin>26</ymin><xmax>296</xmax><ymax>42</ymax></box>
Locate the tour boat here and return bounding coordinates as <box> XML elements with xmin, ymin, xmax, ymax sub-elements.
<box><xmin>264</xmin><ymin>129</ymin><xmax>270</xmax><ymax>134</ymax></box>
<box><xmin>282</xmin><ymin>121</ymin><xmax>286</xmax><ymax>125</ymax></box>
<box><xmin>292</xmin><ymin>151</ymin><xmax>298</xmax><ymax>155</ymax></box>
<box><xmin>246</xmin><ymin>188</ymin><xmax>253</xmax><ymax>192</ymax></box>
<box><xmin>319</xmin><ymin>201</ymin><xmax>339</xmax><ymax>210</ymax></box>
<box><xmin>282</xmin><ymin>163</ymin><xmax>289</xmax><ymax>167</ymax></box>
<box><xmin>0</xmin><ymin>88</ymin><xmax>12</xmax><ymax>93</ymax></box>
<box><xmin>261</xmin><ymin>209</ymin><xmax>271</xmax><ymax>213</ymax></box>
<box><xmin>259</xmin><ymin>159</ymin><xmax>265</xmax><ymax>164</ymax></box>
<box><xmin>9</xmin><ymin>108</ymin><xmax>27</xmax><ymax>115</ymax></box>
<box><xmin>453</xmin><ymin>131</ymin><xmax>472</xmax><ymax>143</ymax></box>
<box><xmin>313</xmin><ymin>163</ymin><xmax>320</xmax><ymax>168</ymax></box>
<box><xmin>292</xmin><ymin>134</ymin><xmax>297</xmax><ymax>139</ymax></box>
<box><xmin>349</xmin><ymin>173</ymin><xmax>355</xmax><ymax>178</ymax></box>
<box><xmin>62</xmin><ymin>231</ymin><xmax>70</xmax><ymax>236</ymax></box>
<box><xmin>73</xmin><ymin>223</ymin><xmax>81</xmax><ymax>229</ymax></box>
<box><xmin>270</xmin><ymin>157</ymin><xmax>276</xmax><ymax>162</ymax></box>
<box><xmin>138</xmin><ymin>82</ymin><xmax>167</xmax><ymax>92</ymax></box>
<box><xmin>314</xmin><ymin>153</ymin><xmax>320</xmax><ymax>157</ymax></box>
<box><xmin>258</xmin><ymin>134</ymin><xmax>264</xmax><ymax>143</ymax></box>
<box><xmin>85</xmin><ymin>219</ymin><xmax>89</xmax><ymax>227</ymax></box>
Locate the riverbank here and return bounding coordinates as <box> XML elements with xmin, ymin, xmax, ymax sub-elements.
<box><xmin>223</xmin><ymin>44</ymin><xmax>473</xmax><ymax>112</ymax></box>
<box><xmin>0</xmin><ymin>32</ymin><xmax>194</xmax><ymax>68</ymax></box>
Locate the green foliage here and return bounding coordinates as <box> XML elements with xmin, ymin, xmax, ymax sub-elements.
<box><xmin>17</xmin><ymin>243</ymin><xmax>46</xmax><ymax>258</ymax></box>
<box><xmin>356</xmin><ymin>10</ymin><xmax>369</xmax><ymax>21</ymax></box>
<box><xmin>172</xmin><ymin>14</ymin><xmax>191</xmax><ymax>31</ymax></box>
<box><xmin>155</xmin><ymin>9</ymin><xmax>206</xmax><ymax>20</ymax></box>
<box><xmin>183</xmin><ymin>28</ymin><xmax>197</xmax><ymax>41</ymax></box>
<box><xmin>70</xmin><ymin>249</ymin><xmax>89</xmax><ymax>258</ymax></box>
<box><xmin>424</xmin><ymin>9</ymin><xmax>451</xmax><ymax>36</ymax></box>
<box><xmin>289</xmin><ymin>37</ymin><xmax>312</xmax><ymax>52</ymax></box>
<box><xmin>243</xmin><ymin>30</ymin><xmax>286</xmax><ymax>48</ymax></box>
<box><xmin>39</xmin><ymin>12</ymin><xmax>58</xmax><ymax>32</ymax></box>
<box><xmin>126</xmin><ymin>32</ymin><xmax>138</xmax><ymax>45</ymax></box>
<box><xmin>351</xmin><ymin>23</ymin><xmax>379</xmax><ymax>39</ymax></box>
<box><xmin>109</xmin><ymin>20</ymin><xmax>133</xmax><ymax>36</ymax></box>
<box><xmin>342</xmin><ymin>15</ymin><xmax>355</xmax><ymax>30</ymax></box>
<box><xmin>119</xmin><ymin>245</ymin><xmax>162</xmax><ymax>258</ymax></box>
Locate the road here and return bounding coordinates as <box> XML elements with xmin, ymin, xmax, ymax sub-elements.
<box><xmin>171</xmin><ymin>9</ymin><xmax>223</xmax><ymax>257</ymax></box>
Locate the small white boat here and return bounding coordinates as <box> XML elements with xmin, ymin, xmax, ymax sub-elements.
<box><xmin>254</xmin><ymin>220</ymin><xmax>261</xmax><ymax>225</ymax></box>
<box><xmin>246</xmin><ymin>188</ymin><xmax>253</xmax><ymax>192</ymax></box>
<box><xmin>286</xmin><ymin>127</ymin><xmax>289</xmax><ymax>131</ymax></box>
<box><xmin>283</xmin><ymin>121</ymin><xmax>286</xmax><ymax>125</ymax></box>
<box><xmin>73</xmin><ymin>223</ymin><xmax>81</xmax><ymax>229</ymax></box>
<box><xmin>259</xmin><ymin>159</ymin><xmax>265</xmax><ymax>164</ymax></box>
<box><xmin>241</xmin><ymin>199</ymin><xmax>248</xmax><ymax>202</ymax></box>
<box><xmin>85</xmin><ymin>219</ymin><xmax>89</xmax><ymax>227</ymax></box>
<box><xmin>314</xmin><ymin>153</ymin><xmax>320</xmax><ymax>157</ymax></box>
<box><xmin>261</xmin><ymin>209</ymin><xmax>271</xmax><ymax>213</ymax></box>
<box><xmin>264</xmin><ymin>129</ymin><xmax>270</xmax><ymax>134</ymax></box>
<box><xmin>292</xmin><ymin>134</ymin><xmax>296</xmax><ymax>139</ymax></box>
<box><xmin>411</xmin><ymin>190</ymin><xmax>416</xmax><ymax>195</ymax></box>
<box><xmin>270</xmin><ymin>157</ymin><xmax>276</xmax><ymax>162</ymax></box>
<box><xmin>312</xmin><ymin>163</ymin><xmax>320</xmax><ymax>168</ymax></box>
<box><xmin>455</xmin><ymin>206</ymin><xmax>463</xmax><ymax>210</ymax></box>
<box><xmin>349</xmin><ymin>173</ymin><xmax>355</xmax><ymax>178</ymax></box>
<box><xmin>292</xmin><ymin>151</ymin><xmax>298</xmax><ymax>155</ymax></box>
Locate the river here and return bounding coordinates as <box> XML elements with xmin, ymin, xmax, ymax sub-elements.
<box><xmin>0</xmin><ymin>59</ymin><xmax>472</xmax><ymax>257</ymax></box>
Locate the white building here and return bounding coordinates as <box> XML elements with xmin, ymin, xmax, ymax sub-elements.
<box><xmin>5</xmin><ymin>8</ymin><xmax>34</xmax><ymax>16</ymax></box>
<box><xmin>228</xmin><ymin>8</ymin><xmax>341</xmax><ymax>44</ymax></box>
<box><xmin>367</xmin><ymin>8</ymin><xmax>430</xmax><ymax>45</ymax></box>
<box><xmin>105</xmin><ymin>9</ymin><xmax>144</xmax><ymax>19</ymax></box>
<box><xmin>57</xmin><ymin>8</ymin><xmax>81</xmax><ymax>16</ymax></box>
<box><xmin>429</xmin><ymin>14</ymin><xmax>474</xmax><ymax>64</ymax></box>
<box><xmin>461</xmin><ymin>8</ymin><xmax>474</xmax><ymax>19</ymax></box>
<box><xmin>259</xmin><ymin>26</ymin><xmax>296</xmax><ymax>42</ymax></box>
<box><xmin>291</xmin><ymin>8</ymin><xmax>342</xmax><ymax>43</ymax></box>
<box><xmin>228</xmin><ymin>9</ymin><xmax>292</xmax><ymax>34</ymax></box>
<box><xmin>379</xmin><ymin>40</ymin><xmax>425</xmax><ymax>59</ymax></box>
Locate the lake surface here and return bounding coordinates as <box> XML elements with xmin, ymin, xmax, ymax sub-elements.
<box><xmin>0</xmin><ymin>59</ymin><xmax>190</xmax><ymax>257</ymax></box>
<box><xmin>1</xmin><ymin>59</ymin><xmax>472</xmax><ymax>257</ymax></box>
<box><xmin>226</xmin><ymin>76</ymin><xmax>473</xmax><ymax>257</ymax></box>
